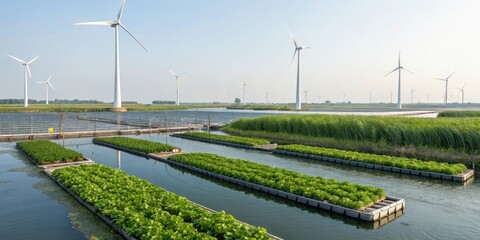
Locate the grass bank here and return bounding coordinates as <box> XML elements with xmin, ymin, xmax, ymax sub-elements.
<box><xmin>438</xmin><ymin>110</ymin><xmax>480</xmax><ymax>118</ymax></box>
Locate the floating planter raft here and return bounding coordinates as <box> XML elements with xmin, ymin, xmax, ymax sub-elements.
<box><xmin>94</xmin><ymin>140</ymin><xmax>405</xmax><ymax>223</ymax></box>
<box><xmin>172</xmin><ymin>132</ymin><xmax>278</xmax><ymax>151</ymax></box>
<box><xmin>274</xmin><ymin>149</ymin><xmax>474</xmax><ymax>182</ymax></box>
<box><xmin>46</xmin><ymin>164</ymin><xmax>279</xmax><ymax>240</ymax></box>
<box><xmin>16</xmin><ymin>140</ymin><xmax>94</xmax><ymax>169</ymax></box>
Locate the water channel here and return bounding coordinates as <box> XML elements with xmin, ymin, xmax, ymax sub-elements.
<box><xmin>2</xmin><ymin>132</ymin><xmax>479</xmax><ymax>239</ymax></box>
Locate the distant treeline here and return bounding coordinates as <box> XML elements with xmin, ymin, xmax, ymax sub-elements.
<box><xmin>152</xmin><ymin>100</ymin><xmax>176</xmax><ymax>105</ymax></box>
<box><xmin>0</xmin><ymin>99</ymin><xmax>105</xmax><ymax>104</ymax></box>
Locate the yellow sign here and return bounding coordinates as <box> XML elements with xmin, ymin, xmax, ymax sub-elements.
<box><xmin>48</xmin><ymin>128</ymin><xmax>54</xmax><ymax>133</ymax></box>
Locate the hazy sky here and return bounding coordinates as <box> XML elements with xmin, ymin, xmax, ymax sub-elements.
<box><xmin>1</xmin><ymin>0</ymin><xmax>480</xmax><ymax>104</ymax></box>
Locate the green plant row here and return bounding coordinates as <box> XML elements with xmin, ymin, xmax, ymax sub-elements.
<box><xmin>227</xmin><ymin>114</ymin><xmax>480</xmax><ymax>153</ymax></box>
<box><xmin>16</xmin><ymin>140</ymin><xmax>84</xmax><ymax>165</ymax></box>
<box><xmin>52</xmin><ymin>164</ymin><xmax>269</xmax><ymax>239</ymax></box>
<box><xmin>169</xmin><ymin>153</ymin><xmax>386</xmax><ymax>210</ymax></box>
<box><xmin>180</xmin><ymin>132</ymin><xmax>270</xmax><ymax>146</ymax></box>
<box><xmin>278</xmin><ymin>144</ymin><xmax>467</xmax><ymax>175</ymax></box>
<box><xmin>94</xmin><ymin>137</ymin><xmax>176</xmax><ymax>153</ymax></box>
<box><xmin>437</xmin><ymin>110</ymin><xmax>480</xmax><ymax>118</ymax></box>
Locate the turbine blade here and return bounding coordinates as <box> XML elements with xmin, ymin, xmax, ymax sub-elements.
<box><xmin>36</xmin><ymin>81</ymin><xmax>46</xmax><ymax>84</ymax></box>
<box><xmin>434</xmin><ymin>78</ymin><xmax>446</xmax><ymax>81</ymax></box>
<box><xmin>75</xmin><ymin>21</ymin><xmax>115</xmax><ymax>26</ymax></box>
<box><xmin>384</xmin><ymin>67</ymin><xmax>399</xmax><ymax>77</ymax></box>
<box><xmin>169</xmin><ymin>69</ymin><xmax>178</xmax><ymax>77</ymax></box>
<box><xmin>446</xmin><ymin>71</ymin><xmax>455</xmax><ymax>80</ymax></box>
<box><xmin>48</xmin><ymin>82</ymin><xmax>55</xmax><ymax>90</ymax></box>
<box><xmin>118</xmin><ymin>0</ymin><xmax>126</xmax><ymax>21</ymax></box>
<box><xmin>403</xmin><ymin>68</ymin><xmax>414</xmax><ymax>74</ymax></box>
<box><xmin>26</xmin><ymin>65</ymin><xmax>31</xmax><ymax>78</ymax></box>
<box><xmin>287</xmin><ymin>25</ymin><xmax>298</xmax><ymax>48</ymax></box>
<box><xmin>290</xmin><ymin>49</ymin><xmax>298</xmax><ymax>65</ymax></box>
<box><xmin>27</xmin><ymin>56</ymin><xmax>39</xmax><ymax>64</ymax></box>
<box><xmin>46</xmin><ymin>76</ymin><xmax>52</xmax><ymax>83</ymax></box>
<box><xmin>179</xmin><ymin>72</ymin><xmax>186</xmax><ymax>77</ymax></box>
<box><xmin>119</xmin><ymin>23</ymin><xmax>148</xmax><ymax>52</ymax></box>
<box><xmin>8</xmin><ymin>55</ymin><xmax>27</xmax><ymax>64</ymax></box>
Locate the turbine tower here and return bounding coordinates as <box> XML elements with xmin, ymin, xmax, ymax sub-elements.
<box><xmin>8</xmin><ymin>55</ymin><xmax>39</xmax><ymax>107</ymax></box>
<box><xmin>304</xmin><ymin>89</ymin><xmax>309</xmax><ymax>104</ymax></box>
<box><xmin>458</xmin><ymin>83</ymin><xmax>466</xmax><ymax>104</ymax></box>
<box><xmin>242</xmin><ymin>81</ymin><xmax>248</xmax><ymax>105</ymax></box>
<box><xmin>266</xmin><ymin>91</ymin><xmax>269</xmax><ymax>104</ymax></box>
<box><xmin>75</xmin><ymin>0</ymin><xmax>147</xmax><ymax>110</ymax></box>
<box><xmin>369</xmin><ymin>90</ymin><xmax>373</xmax><ymax>104</ymax></box>
<box><xmin>342</xmin><ymin>92</ymin><xmax>347</xmax><ymax>103</ymax></box>
<box><xmin>288</xmin><ymin>26</ymin><xmax>310</xmax><ymax>111</ymax></box>
<box><xmin>385</xmin><ymin>51</ymin><xmax>413</xmax><ymax>109</ymax></box>
<box><xmin>169</xmin><ymin>69</ymin><xmax>185</xmax><ymax>105</ymax></box>
<box><xmin>434</xmin><ymin>72</ymin><xmax>455</xmax><ymax>105</ymax></box>
<box><xmin>36</xmin><ymin>76</ymin><xmax>55</xmax><ymax>105</ymax></box>
<box><xmin>410</xmin><ymin>87</ymin><xmax>417</xmax><ymax>104</ymax></box>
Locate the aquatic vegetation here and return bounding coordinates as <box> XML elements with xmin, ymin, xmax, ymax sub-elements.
<box><xmin>94</xmin><ymin>137</ymin><xmax>177</xmax><ymax>153</ymax></box>
<box><xmin>16</xmin><ymin>140</ymin><xmax>84</xmax><ymax>164</ymax></box>
<box><xmin>278</xmin><ymin>144</ymin><xmax>467</xmax><ymax>175</ymax></box>
<box><xmin>52</xmin><ymin>164</ymin><xmax>269</xmax><ymax>240</ymax></box>
<box><xmin>169</xmin><ymin>153</ymin><xmax>386</xmax><ymax>210</ymax></box>
<box><xmin>180</xmin><ymin>132</ymin><xmax>270</xmax><ymax>146</ymax></box>
<box><xmin>226</xmin><ymin>114</ymin><xmax>480</xmax><ymax>153</ymax></box>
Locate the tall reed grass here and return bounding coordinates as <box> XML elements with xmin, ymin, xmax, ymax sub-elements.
<box><xmin>228</xmin><ymin>115</ymin><xmax>480</xmax><ymax>154</ymax></box>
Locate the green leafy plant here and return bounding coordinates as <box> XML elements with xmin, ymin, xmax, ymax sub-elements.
<box><xmin>16</xmin><ymin>140</ymin><xmax>84</xmax><ymax>165</ymax></box>
<box><xmin>94</xmin><ymin>137</ymin><xmax>177</xmax><ymax>153</ymax></box>
<box><xmin>277</xmin><ymin>144</ymin><xmax>467</xmax><ymax>175</ymax></box>
<box><xmin>180</xmin><ymin>132</ymin><xmax>270</xmax><ymax>146</ymax></box>
<box><xmin>52</xmin><ymin>164</ymin><xmax>269</xmax><ymax>239</ymax></box>
<box><xmin>169</xmin><ymin>153</ymin><xmax>386</xmax><ymax>210</ymax></box>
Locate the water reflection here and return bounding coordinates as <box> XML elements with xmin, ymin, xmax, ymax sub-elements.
<box><xmin>116</xmin><ymin>150</ymin><xmax>121</xmax><ymax>170</ymax></box>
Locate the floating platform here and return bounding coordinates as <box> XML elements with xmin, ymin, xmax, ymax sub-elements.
<box><xmin>44</xmin><ymin>170</ymin><xmax>137</xmax><ymax>240</ymax></box>
<box><xmin>16</xmin><ymin>145</ymin><xmax>94</xmax><ymax>169</ymax></box>
<box><xmin>43</xmin><ymin>164</ymin><xmax>283</xmax><ymax>240</ymax></box>
<box><xmin>171</xmin><ymin>134</ymin><xmax>278</xmax><ymax>152</ymax></box>
<box><xmin>94</xmin><ymin>141</ymin><xmax>405</xmax><ymax>223</ymax></box>
<box><xmin>274</xmin><ymin>149</ymin><xmax>475</xmax><ymax>182</ymax></box>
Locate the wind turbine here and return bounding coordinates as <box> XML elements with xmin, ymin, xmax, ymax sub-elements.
<box><xmin>457</xmin><ymin>83</ymin><xmax>466</xmax><ymax>104</ymax></box>
<box><xmin>369</xmin><ymin>90</ymin><xmax>373</xmax><ymax>104</ymax></box>
<box><xmin>266</xmin><ymin>91</ymin><xmax>269</xmax><ymax>104</ymax></box>
<box><xmin>385</xmin><ymin>51</ymin><xmax>413</xmax><ymax>109</ymax></box>
<box><xmin>8</xmin><ymin>55</ymin><xmax>39</xmax><ymax>107</ymax></box>
<box><xmin>434</xmin><ymin>72</ymin><xmax>455</xmax><ymax>105</ymax></box>
<box><xmin>36</xmin><ymin>76</ymin><xmax>55</xmax><ymax>105</ymax></box>
<box><xmin>75</xmin><ymin>0</ymin><xmax>147</xmax><ymax>110</ymax></box>
<box><xmin>304</xmin><ymin>89</ymin><xmax>310</xmax><ymax>104</ymax></box>
<box><xmin>426</xmin><ymin>93</ymin><xmax>430</xmax><ymax>103</ymax></box>
<box><xmin>169</xmin><ymin>69</ymin><xmax>185</xmax><ymax>106</ymax></box>
<box><xmin>410</xmin><ymin>87</ymin><xmax>417</xmax><ymax>104</ymax></box>
<box><xmin>342</xmin><ymin>92</ymin><xmax>347</xmax><ymax>103</ymax></box>
<box><xmin>288</xmin><ymin>26</ymin><xmax>310</xmax><ymax>111</ymax></box>
<box><xmin>242</xmin><ymin>81</ymin><xmax>248</xmax><ymax>105</ymax></box>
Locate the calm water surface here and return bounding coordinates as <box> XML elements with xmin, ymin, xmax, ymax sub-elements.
<box><xmin>0</xmin><ymin>110</ymin><xmax>474</xmax><ymax>240</ymax></box>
